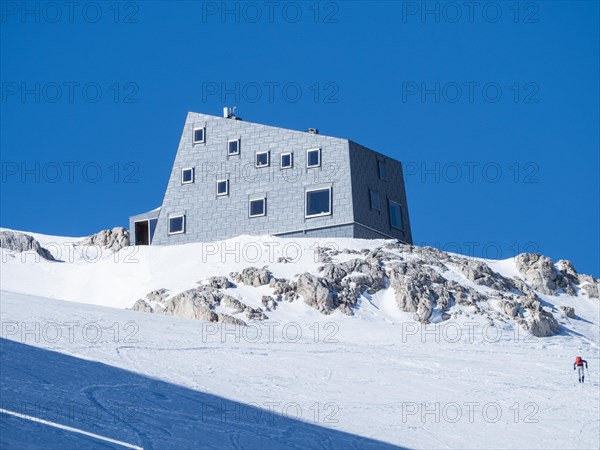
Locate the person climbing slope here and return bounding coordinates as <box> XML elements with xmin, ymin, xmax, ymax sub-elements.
<box><xmin>573</xmin><ymin>356</ymin><xmax>588</xmax><ymax>383</ymax></box>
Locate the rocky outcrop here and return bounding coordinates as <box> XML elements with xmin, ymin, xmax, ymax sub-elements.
<box><xmin>126</xmin><ymin>241</ymin><xmax>598</xmax><ymax>338</ymax></box>
<box><xmin>261</xmin><ymin>295</ymin><xmax>278</xmax><ymax>311</ymax></box>
<box><xmin>499</xmin><ymin>299</ymin><xmax>521</xmax><ymax>318</ymax></box>
<box><xmin>389</xmin><ymin>264</ymin><xmax>435</xmax><ymax>322</ymax></box>
<box><xmin>520</xmin><ymin>308</ymin><xmax>560</xmax><ymax>337</ymax></box>
<box><xmin>388</xmin><ymin>263</ymin><xmax>455</xmax><ymax>323</ymax></box>
<box><xmin>0</xmin><ymin>230</ymin><xmax>55</xmax><ymax>261</ymax></box>
<box><xmin>515</xmin><ymin>253</ymin><xmax>575</xmax><ymax>295</ymax></box>
<box><xmin>231</xmin><ymin>267</ymin><xmax>272</xmax><ymax>287</ymax></box>
<box><xmin>295</xmin><ymin>273</ymin><xmax>335</xmax><ymax>314</ymax></box>
<box><xmin>559</xmin><ymin>305</ymin><xmax>576</xmax><ymax>319</ymax></box>
<box><xmin>457</xmin><ymin>259</ymin><xmax>514</xmax><ymax>291</ymax></box>
<box><xmin>79</xmin><ymin>227</ymin><xmax>130</xmax><ymax>252</ymax></box>
<box><xmin>130</xmin><ymin>285</ymin><xmax>269</xmax><ymax>325</ymax></box>
<box><xmin>131</xmin><ymin>298</ymin><xmax>154</xmax><ymax>313</ymax></box>
<box><xmin>557</xmin><ymin>260</ymin><xmax>578</xmax><ymax>281</ymax></box>
<box><xmin>552</xmin><ymin>260</ymin><xmax>599</xmax><ymax>299</ymax></box>
<box><xmin>165</xmin><ymin>298</ymin><xmax>215</xmax><ymax>321</ymax></box>
<box><xmin>270</xmin><ymin>278</ymin><xmax>298</xmax><ymax>302</ymax></box>
<box><xmin>146</xmin><ymin>288</ymin><xmax>169</xmax><ymax>303</ymax></box>
<box><xmin>578</xmin><ymin>275</ymin><xmax>599</xmax><ymax>299</ymax></box>
<box><xmin>203</xmin><ymin>276</ymin><xmax>232</xmax><ymax>289</ymax></box>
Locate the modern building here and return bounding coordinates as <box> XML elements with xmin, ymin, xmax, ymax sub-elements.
<box><xmin>129</xmin><ymin>109</ymin><xmax>412</xmax><ymax>245</ymax></box>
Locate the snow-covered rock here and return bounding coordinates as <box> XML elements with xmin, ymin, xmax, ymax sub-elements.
<box><xmin>520</xmin><ymin>307</ymin><xmax>560</xmax><ymax>337</ymax></box>
<box><xmin>560</xmin><ymin>305</ymin><xmax>576</xmax><ymax>318</ymax></box>
<box><xmin>295</xmin><ymin>272</ymin><xmax>335</xmax><ymax>314</ymax></box>
<box><xmin>3</xmin><ymin>228</ymin><xmax>599</xmax><ymax>338</ymax></box>
<box><xmin>515</xmin><ymin>253</ymin><xmax>575</xmax><ymax>295</ymax></box>
<box><xmin>130</xmin><ymin>286</ymin><xmax>252</xmax><ymax>325</ymax></box>
<box><xmin>0</xmin><ymin>230</ymin><xmax>55</xmax><ymax>261</ymax></box>
<box><xmin>231</xmin><ymin>267</ymin><xmax>272</xmax><ymax>287</ymax></box>
<box><xmin>78</xmin><ymin>227</ymin><xmax>130</xmax><ymax>252</ymax></box>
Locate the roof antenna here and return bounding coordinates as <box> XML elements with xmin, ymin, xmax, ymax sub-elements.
<box><xmin>223</xmin><ymin>107</ymin><xmax>241</xmax><ymax>120</ymax></box>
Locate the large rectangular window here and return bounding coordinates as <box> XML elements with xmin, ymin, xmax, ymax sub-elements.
<box><xmin>305</xmin><ymin>187</ymin><xmax>332</xmax><ymax>218</ymax></box>
<box><xmin>255</xmin><ymin>151</ymin><xmax>270</xmax><ymax>168</ymax></box>
<box><xmin>307</xmin><ymin>148</ymin><xmax>321</xmax><ymax>168</ymax></box>
<box><xmin>389</xmin><ymin>201</ymin><xmax>404</xmax><ymax>230</ymax></box>
<box><xmin>193</xmin><ymin>127</ymin><xmax>205</xmax><ymax>144</ymax></box>
<box><xmin>217</xmin><ymin>179</ymin><xmax>229</xmax><ymax>196</ymax></box>
<box><xmin>181</xmin><ymin>168</ymin><xmax>194</xmax><ymax>184</ymax></box>
<box><xmin>228</xmin><ymin>139</ymin><xmax>240</xmax><ymax>156</ymax></box>
<box><xmin>168</xmin><ymin>215</ymin><xmax>185</xmax><ymax>235</ymax></box>
<box><xmin>249</xmin><ymin>198</ymin><xmax>266</xmax><ymax>217</ymax></box>
<box><xmin>281</xmin><ymin>152</ymin><xmax>293</xmax><ymax>169</ymax></box>
<box><xmin>369</xmin><ymin>190</ymin><xmax>380</xmax><ymax>211</ymax></box>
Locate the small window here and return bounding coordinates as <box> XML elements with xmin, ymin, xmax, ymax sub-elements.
<box><xmin>228</xmin><ymin>139</ymin><xmax>240</xmax><ymax>156</ymax></box>
<box><xmin>307</xmin><ymin>148</ymin><xmax>321</xmax><ymax>168</ymax></box>
<box><xmin>217</xmin><ymin>179</ymin><xmax>229</xmax><ymax>196</ymax></box>
<box><xmin>389</xmin><ymin>201</ymin><xmax>404</xmax><ymax>230</ymax></box>
<box><xmin>193</xmin><ymin>127</ymin><xmax>205</xmax><ymax>144</ymax></box>
<box><xmin>256</xmin><ymin>151</ymin><xmax>270</xmax><ymax>168</ymax></box>
<box><xmin>378</xmin><ymin>160</ymin><xmax>387</xmax><ymax>180</ymax></box>
<box><xmin>249</xmin><ymin>198</ymin><xmax>266</xmax><ymax>217</ymax></box>
<box><xmin>369</xmin><ymin>190</ymin><xmax>380</xmax><ymax>211</ymax></box>
<box><xmin>168</xmin><ymin>215</ymin><xmax>185</xmax><ymax>235</ymax></box>
<box><xmin>281</xmin><ymin>152</ymin><xmax>293</xmax><ymax>169</ymax></box>
<box><xmin>181</xmin><ymin>168</ymin><xmax>194</xmax><ymax>184</ymax></box>
<box><xmin>306</xmin><ymin>187</ymin><xmax>332</xmax><ymax>218</ymax></box>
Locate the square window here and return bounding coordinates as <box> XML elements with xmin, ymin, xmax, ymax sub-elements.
<box><xmin>228</xmin><ymin>139</ymin><xmax>240</xmax><ymax>155</ymax></box>
<box><xmin>281</xmin><ymin>152</ymin><xmax>293</xmax><ymax>169</ymax></box>
<box><xmin>389</xmin><ymin>201</ymin><xmax>404</xmax><ymax>230</ymax></box>
<box><xmin>181</xmin><ymin>168</ymin><xmax>194</xmax><ymax>184</ymax></box>
<box><xmin>249</xmin><ymin>198</ymin><xmax>266</xmax><ymax>217</ymax></box>
<box><xmin>369</xmin><ymin>190</ymin><xmax>380</xmax><ymax>211</ymax></box>
<box><xmin>193</xmin><ymin>127</ymin><xmax>205</xmax><ymax>144</ymax></box>
<box><xmin>306</xmin><ymin>188</ymin><xmax>332</xmax><ymax>218</ymax></box>
<box><xmin>168</xmin><ymin>215</ymin><xmax>185</xmax><ymax>235</ymax></box>
<box><xmin>217</xmin><ymin>179</ymin><xmax>229</xmax><ymax>196</ymax></box>
<box><xmin>378</xmin><ymin>160</ymin><xmax>387</xmax><ymax>180</ymax></box>
<box><xmin>256</xmin><ymin>151</ymin><xmax>270</xmax><ymax>168</ymax></box>
<box><xmin>307</xmin><ymin>148</ymin><xmax>321</xmax><ymax>168</ymax></box>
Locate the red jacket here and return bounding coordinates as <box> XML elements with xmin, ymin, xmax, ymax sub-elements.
<box><xmin>574</xmin><ymin>358</ymin><xmax>588</xmax><ymax>369</ymax></box>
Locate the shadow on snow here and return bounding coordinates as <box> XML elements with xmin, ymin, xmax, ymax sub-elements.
<box><xmin>0</xmin><ymin>338</ymin><xmax>403</xmax><ymax>449</ymax></box>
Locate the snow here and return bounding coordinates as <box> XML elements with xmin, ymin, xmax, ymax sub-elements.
<box><xmin>1</xmin><ymin>230</ymin><xmax>599</xmax><ymax>449</ymax></box>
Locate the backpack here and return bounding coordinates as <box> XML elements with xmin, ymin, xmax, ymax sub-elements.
<box><xmin>575</xmin><ymin>356</ymin><xmax>583</xmax><ymax>366</ymax></box>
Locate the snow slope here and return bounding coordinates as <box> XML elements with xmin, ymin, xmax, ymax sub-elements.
<box><xmin>1</xmin><ymin>229</ymin><xmax>599</xmax><ymax>449</ymax></box>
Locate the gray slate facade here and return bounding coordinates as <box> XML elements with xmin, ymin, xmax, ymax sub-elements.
<box><xmin>129</xmin><ymin>111</ymin><xmax>412</xmax><ymax>245</ymax></box>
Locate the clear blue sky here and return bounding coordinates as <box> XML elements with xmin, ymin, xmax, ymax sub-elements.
<box><xmin>1</xmin><ymin>1</ymin><xmax>598</xmax><ymax>276</ymax></box>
